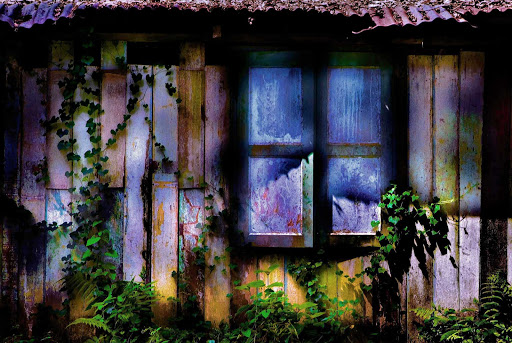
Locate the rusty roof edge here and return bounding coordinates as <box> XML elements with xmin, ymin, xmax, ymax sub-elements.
<box><xmin>0</xmin><ymin>1</ymin><xmax>511</xmax><ymax>32</ymax></box>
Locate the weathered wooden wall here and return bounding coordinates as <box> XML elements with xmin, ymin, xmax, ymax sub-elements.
<box><xmin>0</xmin><ymin>42</ymin><xmax>489</xmax><ymax>342</ymax></box>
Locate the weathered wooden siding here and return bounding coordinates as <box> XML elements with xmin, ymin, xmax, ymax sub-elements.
<box><xmin>0</xmin><ymin>44</ymin><xmax>489</xmax><ymax>343</ymax></box>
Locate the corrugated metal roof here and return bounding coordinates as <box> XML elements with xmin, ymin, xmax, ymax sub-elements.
<box><xmin>0</xmin><ymin>0</ymin><xmax>511</xmax><ymax>31</ymax></box>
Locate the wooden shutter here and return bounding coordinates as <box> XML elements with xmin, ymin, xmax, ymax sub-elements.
<box><xmin>317</xmin><ymin>53</ymin><xmax>393</xmax><ymax>242</ymax></box>
<box><xmin>238</xmin><ymin>52</ymin><xmax>314</xmax><ymax>247</ymax></box>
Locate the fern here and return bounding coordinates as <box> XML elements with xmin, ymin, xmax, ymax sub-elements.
<box><xmin>62</xmin><ymin>271</ymin><xmax>98</xmax><ymax>309</ymax></box>
<box><xmin>67</xmin><ymin>317</ymin><xmax>113</xmax><ymax>335</ymax></box>
<box><xmin>413</xmin><ymin>307</ymin><xmax>436</xmax><ymax>321</ymax></box>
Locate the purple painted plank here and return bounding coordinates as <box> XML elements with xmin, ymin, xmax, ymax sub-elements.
<box><xmin>249</xmin><ymin>68</ymin><xmax>302</xmax><ymax>145</ymax></box>
<box><xmin>328</xmin><ymin>68</ymin><xmax>381</xmax><ymax>144</ymax></box>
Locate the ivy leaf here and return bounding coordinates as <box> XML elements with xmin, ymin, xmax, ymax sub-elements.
<box><xmin>242</xmin><ymin>329</ymin><xmax>251</xmax><ymax>338</ymax></box>
<box><xmin>86</xmin><ymin>236</ymin><xmax>101</xmax><ymax>246</ymax></box>
<box><xmin>261</xmin><ymin>309</ymin><xmax>271</xmax><ymax>318</ymax></box>
<box><xmin>67</xmin><ymin>153</ymin><xmax>81</xmax><ymax>161</ymax></box>
<box><xmin>56</xmin><ymin>128</ymin><xmax>69</xmax><ymax>138</ymax></box>
<box><xmin>82</xmin><ymin>249</ymin><xmax>92</xmax><ymax>260</ymax></box>
<box><xmin>371</xmin><ymin>220</ymin><xmax>380</xmax><ymax>228</ymax></box>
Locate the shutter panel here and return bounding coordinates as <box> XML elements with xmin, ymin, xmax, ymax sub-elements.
<box><xmin>239</xmin><ymin>52</ymin><xmax>314</xmax><ymax>247</ymax></box>
<box><xmin>320</xmin><ymin>53</ymin><xmax>392</xmax><ymax>239</ymax></box>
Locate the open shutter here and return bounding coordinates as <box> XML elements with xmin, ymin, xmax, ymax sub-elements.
<box><xmin>318</xmin><ymin>53</ymin><xmax>393</xmax><ymax>240</ymax></box>
<box><xmin>238</xmin><ymin>52</ymin><xmax>314</xmax><ymax>247</ymax></box>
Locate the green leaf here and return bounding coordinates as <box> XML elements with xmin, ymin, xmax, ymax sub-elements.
<box><xmin>242</xmin><ymin>329</ymin><xmax>251</xmax><ymax>338</ymax></box>
<box><xmin>296</xmin><ymin>302</ymin><xmax>318</xmax><ymax>310</ymax></box>
<box><xmin>267</xmin><ymin>282</ymin><xmax>284</xmax><ymax>288</ymax></box>
<box><xmin>82</xmin><ymin>249</ymin><xmax>92</xmax><ymax>260</ymax></box>
<box><xmin>86</xmin><ymin>236</ymin><xmax>101</xmax><ymax>247</ymax></box>
<box><xmin>261</xmin><ymin>309</ymin><xmax>271</xmax><ymax>318</ymax></box>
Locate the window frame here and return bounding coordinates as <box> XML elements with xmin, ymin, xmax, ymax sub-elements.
<box><xmin>235</xmin><ymin>51</ymin><xmax>394</xmax><ymax>248</ymax></box>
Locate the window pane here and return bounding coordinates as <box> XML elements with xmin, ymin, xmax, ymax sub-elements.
<box><xmin>249</xmin><ymin>157</ymin><xmax>303</xmax><ymax>235</ymax></box>
<box><xmin>328</xmin><ymin>68</ymin><xmax>381</xmax><ymax>144</ymax></box>
<box><xmin>249</xmin><ymin>68</ymin><xmax>302</xmax><ymax>145</ymax></box>
<box><xmin>328</xmin><ymin>157</ymin><xmax>380</xmax><ymax>234</ymax></box>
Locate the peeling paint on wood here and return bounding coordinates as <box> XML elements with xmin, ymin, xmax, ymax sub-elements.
<box><xmin>19</xmin><ymin>69</ymin><xmax>47</xmax><ymax>333</ymax></box>
<box><xmin>151</xmin><ymin>173</ymin><xmax>178</xmax><ymax>324</ymax></box>
<box><xmin>204</xmin><ymin>65</ymin><xmax>231</xmax><ymax>326</ymax></box>
<box><xmin>101</xmin><ymin>72</ymin><xmax>127</xmax><ymax>187</ymax></box>
<box><xmin>178</xmin><ymin>189</ymin><xmax>204</xmax><ymax>316</ymax></box>
<box><xmin>4</xmin><ymin>60</ymin><xmax>21</xmax><ymax>200</ymax></box>
<box><xmin>123</xmin><ymin>65</ymin><xmax>152</xmax><ymax>282</ymax></box>
<box><xmin>433</xmin><ymin>55</ymin><xmax>459</xmax><ymax>310</ymax></box>
<box><xmin>407</xmin><ymin>55</ymin><xmax>434</xmax><ymax>342</ymax></box>
<box><xmin>459</xmin><ymin>51</ymin><xmax>483</xmax><ymax>309</ymax></box>
<box><xmin>153</xmin><ymin>65</ymin><xmax>178</xmax><ymax>171</ymax></box>
<box><xmin>178</xmin><ymin>70</ymin><xmax>204</xmax><ymax>188</ymax></box>
<box><xmin>180</xmin><ymin>42</ymin><xmax>205</xmax><ymax>71</ymax></box>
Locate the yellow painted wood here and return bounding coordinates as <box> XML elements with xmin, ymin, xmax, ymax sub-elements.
<box><xmin>337</xmin><ymin>258</ymin><xmax>364</xmax><ymax>323</ymax></box>
<box><xmin>258</xmin><ymin>255</ymin><xmax>285</xmax><ymax>292</ymax></box>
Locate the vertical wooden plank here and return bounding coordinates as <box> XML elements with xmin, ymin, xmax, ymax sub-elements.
<box><xmin>151</xmin><ymin>173</ymin><xmax>179</xmax><ymax>325</ymax></box>
<box><xmin>101</xmin><ymin>41</ymin><xmax>127</xmax><ymax>71</ymax></box>
<box><xmin>123</xmin><ymin>65</ymin><xmax>152</xmax><ymax>281</ymax></box>
<box><xmin>45</xmin><ymin>190</ymin><xmax>71</xmax><ymax>309</ymax></box>
<box><xmin>19</xmin><ymin>69</ymin><xmax>47</xmax><ymax>333</ymax></box>
<box><xmin>337</xmin><ymin>258</ymin><xmax>364</xmax><ymax>323</ymax></box>
<box><xmin>101</xmin><ymin>41</ymin><xmax>127</xmax><ymax>188</ymax></box>
<box><xmin>178</xmin><ymin>70</ymin><xmax>204</xmax><ymax>188</ymax></box>
<box><xmin>319</xmin><ymin>262</ymin><xmax>337</xmax><ymax>306</ymax></box>
<box><xmin>230</xmin><ymin>252</ymin><xmax>257</xmax><ymax>322</ymax></box>
<box><xmin>180</xmin><ymin>42</ymin><xmax>205</xmax><ymax>71</ymax></box>
<box><xmin>258</xmin><ymin>255</ymin><xmax>285</xmax><ymax>292</ymax></box>
<box><xmin>153</xmin><ymin>65</ymin><xmax>179</xmax><ymax>171</ymax></box>
<box><xmin>285</xmin><ymin>257</ymin><xmax>307</xmax><ymax>305</ymax></box>
<box><xmin>179</xmin><ymin>189</ymin><xmax>205</xmax><ymax>316</ymax></box>
<box><xmin>204</xmin><ymin>65</ymin><xmax>231</xmax><ymax>325</ymax></box>
<box><xmin>101</xmin><ymin>72</ymin><xmax>126</xmax><ymax>187</ymax></box>
<box><xmin>433</xmin><ymin>55</ymin><xmax>459</xmax><ymax>310</ymax></box>
<box><xmin>73</xmin><ymin>67</ymin><xmax>99</xmax><ymax>189</ymax></box>
<box><xmin>407</xmin><ymin>55</ymin><xmax>434</xmax><ymax>342</ymax></box>
<box><xmin>101</xmin><ymin>189</ymin><xmax>124</xmax><ymax>279</ymax></box>
<box><xmin>459</xmin><ymin>52</ymin><xmax>483</xmax><ymax>309</ymax></box>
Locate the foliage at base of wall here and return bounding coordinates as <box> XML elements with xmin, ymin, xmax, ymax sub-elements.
<box><xmin>414</xmin><ymin>272</ymin><xmax>512</xmax><ymax>343</ymax></box>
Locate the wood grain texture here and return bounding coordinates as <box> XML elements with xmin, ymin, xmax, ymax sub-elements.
<box><xmin>204</xmin><ymin>66</ymin><xmax>231</xmax><ymax>326</ymax></box>
<box><xmin>258</xmin><ymin>254</ymin><xmax>285</xmax><ymax>292</ymax></box>
<box><xmin>101</xmin><ymin>41</ymin><xmax>127</xmax><ymax>70</ymax></box>
<box><xmin>433</xmin><ymin>55</ymin><xmax>460</xmax><ymax>310</ymax></box>
<box><xmin>179</xmin><ymin>42</ymin><xmax>205</xmax><ymax>71</ymax></box>
<box><xmin>285</xmin><ymin>258</ymin><xmax>307</xmax><ymax>305</ymax></box>
<box><xmin>230</xmin><ymin>252</ymin><xmax>257</xmax><ymax>322</ymax></box>
<box><xmin>123</xmin><ymin>65</ymin><xmax>152</xmax><ymax>282</ymax></box>
<box><xmin>178</xmin><ymin>70</ymin><xmax>204</xmax><ymax>188</ymax></box>
<box><xmin>151</xmin><ymin>173</ymin><xmax>179</xmax><ymax>325</ymax></box>
<box><xmin>19</xmin><ymin>69</ymin><xmax>47</xmax><ymax>333</ymax></box>
<box><xmin>45</xmin><ymin>190</ymin><xmax>71</xmax><ymax>309</ymax></box>
<box><xmin>459</xmin><ymin>51</ymin><xmax>483</xmax><ymax>309</ymax></box>
<box><xmin>101</xmin><ymin>72</ymin><xmax>127</xmax><ymax>187</ymax></box>
<box><xmin>407</xmin><ymin>55</ymin><xmax>434</xmax><ymax>342</ymax></box>
<box><xmin>337</xmin><ymin>258</ymin><xmax>364</xmax><ymax>323</ymax></box>
<box><xmin>153</xmin><ymin>65</ymin><xmax>178</xmax><ymax>172</ymax></box>
<box><xmin>179</xmin><ymin>189</ymin><xmax>205</xmax><ymax>316</ymax></box>
<box><xmin>47</xmin><ymin>70</ymin><xmax>72</xmax><ymax>190</ymax></box>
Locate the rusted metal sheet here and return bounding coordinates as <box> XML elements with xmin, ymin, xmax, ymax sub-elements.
<box><xmin>151</xmin><ymin>173</ymin><xmax>179</xmax><ymax>325</ymax></box>
<box><xmin>45</xmin><ymin>189</ymin><xmax>71</xmax><ymax>309</ymax></box>
<box><xmin>178</xmin><ymin>189</ymin><xmax>205</xmax><ymax>316</ymax></box>
<box><xmin>0</xmin><ymin>1</ymin><xmax>507</xmax><ymax>33</ymax></box>
<box><xmin>204</xmin><ymin>65</ymin><xmax>231</xmax><ymax>326</ymax></box>
<box><xmin>73</xmin><ymin>67</ymin><xmax>99</xmax><ymax>190</ymax></box>
<box><xmin>249</xmin><ymin>67</ymin><xmax>302</xmax><ymax>145</ymax></box>
<box><xmin>100</xmin><ymin>72</ymin><xmax>126</xmax><ymax>187</ymax></box>
<box><xmin>123</xmin><ymin>65</ymin><xmax>152</xmax><ymax>282</ymax></box>
<box><xmin>433</xmin><ymin>55</ymin><xmax>459</xmax><ymax>310</ymax></box>
<box><xmin>328</xmin><ymin>157</ymin><xmax>380</xmax><ymax>234</ymax></box>
<box><xmin>101</xmin><ymin>41</ymin><xmax>127</xmax><ymax>71</ymax></box>
<box><xmin>19</xmin><ymin>69</ymin><xmax>47</xmax><ymax>333</ymax></box>
<box><xmin>459</xmin><ymin>51</ymin><xmax>483</xmax><ymax>309</ymax></box>
<box><xmin>328</xmin><ymin>68</ymin><xmax>380</xmax><ymax>144</ymax></box>
<box><xmin>407</xmin><ymin>55</ymin><xmax>434</xmax><ymax>342</ymax></box>
<box><xmin>178</xmin><ymin>70</ymin><xmax>204</xmax><ymax>188</ymax></box>
<box><xmin>153</xmin><ymin>65</ymin><xmax>178</xmax><ymax>171</ymax></box>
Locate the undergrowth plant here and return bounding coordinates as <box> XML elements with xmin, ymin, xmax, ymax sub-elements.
<box><xmin>414</xmin><ymin>272</ymin><xmax>512</xmax><ymax>342</ymax></box>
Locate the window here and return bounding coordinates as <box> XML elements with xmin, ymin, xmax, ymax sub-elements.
<box><xmin>237</xmin><ymin>52</ymin><xmax>393</xmax><ymax>248</ymax></box>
